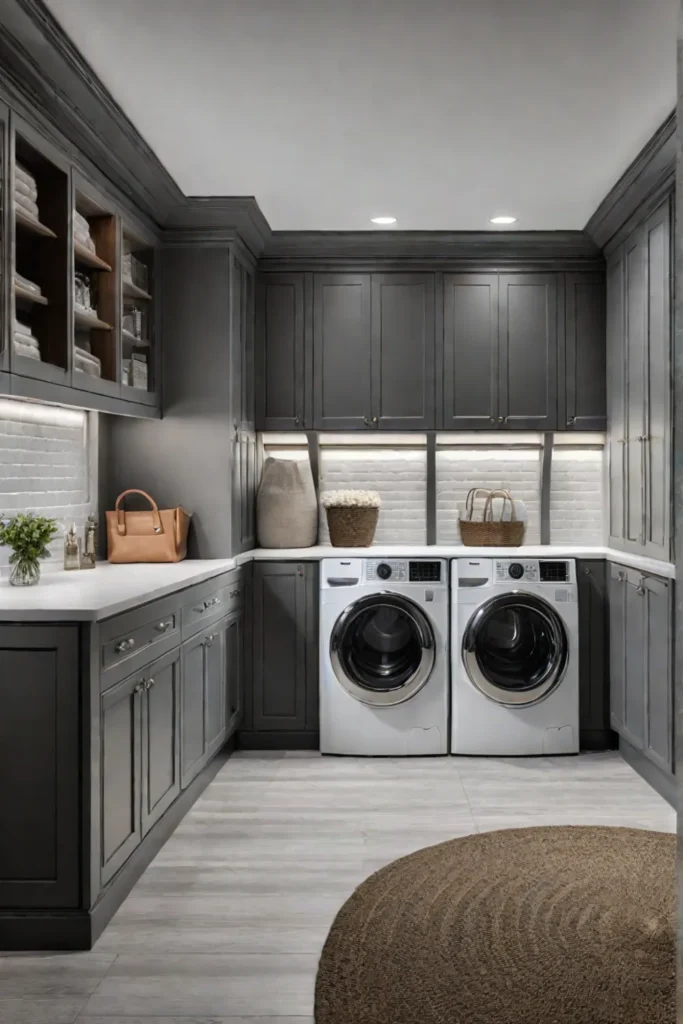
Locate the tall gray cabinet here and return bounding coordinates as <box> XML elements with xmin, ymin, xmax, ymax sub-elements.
<box><xmin>607</xmin><ymin>197</ymin><xmax>672</xmax><ymax>561</ymax></box>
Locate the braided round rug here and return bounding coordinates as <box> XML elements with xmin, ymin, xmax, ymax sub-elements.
<box><xmin>315</xmin><ymin>826</ymin><xmax>675</xmax><ymax>1024</ymax></box>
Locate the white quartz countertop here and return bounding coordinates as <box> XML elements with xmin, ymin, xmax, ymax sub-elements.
<box><xmin>247</xmin><ymin>545</ymin><xmax>676</xmax><ymax>579</ymax></box>
<box><xmin>0</xmin><ymin>559</ymin><xmax>238</xmax><ymax>622</ymax></box>
<box><xmin>0</xmin><ymin>545</ymin><xmax>674</xmax><ymax>622</ymax></box>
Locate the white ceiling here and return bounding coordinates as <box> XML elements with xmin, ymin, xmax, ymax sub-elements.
<box><xmin>45</xmin><ymin>0</ymin><xmax>677</xmax><ymax>231</ymax></box>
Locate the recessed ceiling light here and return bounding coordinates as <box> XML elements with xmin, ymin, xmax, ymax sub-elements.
<box><xmin>371</xmin><ymin>216</ymin><xmax>397</xmax><ymax>225</ymax></box>
<box><xmin>490</xmin><ymin>215</ymin><xmax>518</xmax><ymax>225</ymax></box>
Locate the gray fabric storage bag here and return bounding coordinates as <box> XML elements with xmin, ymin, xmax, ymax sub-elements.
<box><xmin>256</xmin><ymin>457</ymin><xmax>318</xmax><ymax>548</ymax></box>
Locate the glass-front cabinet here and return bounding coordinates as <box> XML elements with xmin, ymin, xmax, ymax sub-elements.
<box><xmin>0</xmin><ymin>114</ymin><xmax>160</xmax><ymax>417</ymax></box>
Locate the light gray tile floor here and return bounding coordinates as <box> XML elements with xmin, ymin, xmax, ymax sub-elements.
<box><xmin>0</xmin><ymin>751</ymin><xmax>674</xmax><ymax>1022</ymax></box>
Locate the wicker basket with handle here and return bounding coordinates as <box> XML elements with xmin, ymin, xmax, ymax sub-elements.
<box><xmin>326</xmin><ymin>506</ymin><xmax>379</xmax><ymax>547</ymax></box>
<box><xmin>459</xmin><ymin>488</ymin><xmax>525</xmax><ymax>547</ymax></box>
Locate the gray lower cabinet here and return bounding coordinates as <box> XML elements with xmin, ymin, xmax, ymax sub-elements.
<box><xmin>576</xmin><ymin>561</ymin><xmax>611</xmax><ymax>749</ymax></box>
<box><xmin>181</xmin><ymin>609</ymin><xmax>243</xmax><ymax>787</ymax></box>
<box><xmin>245</xmin><ymin>561</ymin><xmax>319</xmax><ymax>746</ymax></box>
<box><xmin>561</xmin><ymin>272</ymin><xmax>606</xmax><ymax>430</ymax></box>
<box><xmin>609</xmin><ymin>563</ymin><xmax>674</xmax><ymax>791</ymax></box>
<box><xmin>607</xmin><ymin>195</ymin><xmax>671</xmax><ymax>561</ymax></box>
<box><xmin>0</xmin><ymin>625</ymin><xmax>80</xmax><ymax>908</ymax></box>
<box><xmin>101</xmin><ymin>648</ymin><xmax>181</xmax><ymax>886</ymax></box>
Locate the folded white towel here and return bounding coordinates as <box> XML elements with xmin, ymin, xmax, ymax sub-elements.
<box><xmin>74</xmin><ymin>348</ymin><xmax>101</xmax><ymax>377</ymax></box>
<box><xmin>14</xmin><ymin>178</ymin><xmax>38</xmax><ymax>203</ymax></box>
<box><xmin>13</xmin><ymin>318</ymin><xmax>35</xmax><ymax>339</ymax></box>
<box><xmin>15</xmin><ymin>163</ymin><xmax>37</xmax><ymax>188</ymax></box>
<box><xmin>14</xmin><ymin>332</ymin><xmax>39</xmax><ymax>349</ymax></box>
<box><xmin>13</xmin><ymin>336</ymin><xmax>41</xmax><ymax>360</ymax></box>
<box><xmin>14</xmin><ymin>192</ymin><xmax>40</xmax><ymax>219</ymax></box>
<box><xmin>75</xmin><ymin>339</ymin><xmax>92</xmax><ymax>354</ymax></box>
<box><xmin>73</xmin><ymin>228</ymin><xmax>96</xmax><ymax>252</ymax></box>
<box><xmin>14</xmin><ymin>272</ymin><xmax>42</xmax><ymax>296</ymax></box>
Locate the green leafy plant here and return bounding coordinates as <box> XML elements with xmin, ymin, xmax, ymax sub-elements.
<box><xmin>0</xmin><ymin>512</ymin><xmax>59</xmax><ymax>565</ymax></box>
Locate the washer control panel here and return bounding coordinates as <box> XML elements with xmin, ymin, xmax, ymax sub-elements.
<box><xmin>495</xmin><ymin>560</ymin><xmax>539</xmax><ymax>582</ymax></box>
<box><xmin>365</xmin><ymin>560</ymin><xmax>407</xmax><ymax>582</ymax></box>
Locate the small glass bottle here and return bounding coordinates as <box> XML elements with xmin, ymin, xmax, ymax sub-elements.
<box><xmin>64</xmin><ymin>523</ymin><xmax>81</xmax><ymax>571</ymax></box>
<box><xmin>81</xmin><ymin>515</ymin><xmax>97</xmax><ymax>569</ymax></box>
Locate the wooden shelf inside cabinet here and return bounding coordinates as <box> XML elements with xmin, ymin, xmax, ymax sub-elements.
<box><xmin>123</xmin><ymin>278</ymin><xmax>152</xmax><ymax>301</ymax></box>
<box><xmin>14</xmin><ymin>283</ymin><xmax>48</xmax><ymax>306</ymax></box>
<box><xmin>74</xmin><ymin>308</ymin><xmax>112</xmax><ymax>331</ymax></box>
<box><xmin>122</xmin><ymin>328</ymin><xmax>150</xmax><ymax>348</ymax></box>
<box><xmin>15</xmin><ymin>207</ymin><xmax>57</xmax><ymax>239</ymax></box>
<box><xmin>73</xmin><ymin>239</ymin><xmax>112</xmax><ymax>272</ymax></box>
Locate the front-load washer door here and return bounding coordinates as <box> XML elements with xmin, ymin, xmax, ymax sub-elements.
<box><xmin>330</xmin><ymin>593</ymin><xmax>436</xmax><ymax>706</ymax></box>
<box><xmin>462</xmin><ymin>592</ymin><xmax>568</xmax><ymax>707</ymax></box>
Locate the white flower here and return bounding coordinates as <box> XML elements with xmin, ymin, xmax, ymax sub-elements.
<box><xmin>321</xmin><ymin>489</ymin><xmax>381</xmax><ymax>509</ymax></box>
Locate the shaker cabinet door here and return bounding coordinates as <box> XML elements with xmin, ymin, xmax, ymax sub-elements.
<box><xmin>256</xmin><ymin>273</ymin><xmax>306</xmax><ymax>430</ymax></box>
<box><xmin>623</xmin><ymin>232</ymin><xmax>647</xmax><ymax>547</ymax></box>
<box><xmin>643</xmin><ymin>575</ymin><xmax>673</xmax><ymax>774</ymax></box>
<box><xmin>141</xmin><ymin>650</ymin><xmax>181</xmax><ymax>837</ymax></box>
<box><xmin>441</xmin><ymin>274</ymin><xmax>497</xmax><ymax>428</ymax></box>
<box><xmin>642</xmin><ymin>199</ymin><xmax>672</xmax><ymax>561</ymax></box>
<box><xmin>180</xmin><ymin>632</ymin><xmax>208</xmax><ymax>788</ymax></box>
<box><xmin>498</xmin><ymin>274</ymin><xmax>558</xmax><ymax>430</ymax></box>
<box><xmin>204</xmin><ymin>621</ymin><xmax>227</xmax><ymax>758</ymax></box>
<box><xmin>607</xmin><ymin>249</ymin><xmax>626</xmax><ymax>545</ymax></box>
<box><xmin>608</xmin><ymin>564</ymin><xmax>626</xmax><ymax>736</ymax></box>
<box><xmin>100</xmin><ymin>674</ymin><xmax>143</xmax><ymax>886</ymax></box>
<box><xmin>561</xmin><ymin>272</ymin><xmax>606</xmax><ymax>430</ymax></box>
<box><xmin>313</xmin><ymin>274</ymin><xmax>372</xmax><ymax>429</ymax></box>
<box><xmin>371</xmin><ymin>274</ymin><xmax>435</xmax><ymax>429</ymax></box>
<box><xmin>623</xmin><ymin>570</ymin><xmax>646</xmax><ymax>750</ymax></box>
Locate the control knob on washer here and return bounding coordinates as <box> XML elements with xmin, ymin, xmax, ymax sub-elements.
<box><xmin>508</xmin><ymin>562</ymin><xmax>524</xmax><ymax>580</ymax></box>
<box><xmin>376</xmin><ymin>563</ymin><xmax>392</xmax><ymax>580</ymax></box>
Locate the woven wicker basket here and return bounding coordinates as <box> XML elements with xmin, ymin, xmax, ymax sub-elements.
<box><xmin>459</xmin><ymin>488</ymin><xmax>525</xmax><ymax>547</ymax></box>
<box><xmin>326</xmin><ymin>506</ymin><xmax>379</xmax><ymax>547</ymax></box>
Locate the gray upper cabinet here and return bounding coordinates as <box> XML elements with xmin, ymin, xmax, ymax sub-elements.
<box><xmin>313</xmin><ymin>274</ymin><xmax>372</xmax><ymax>429</ymax></box>
<box><xmin>607</xmin><ymin>195</ymin><xmax>672</xmax><ymax>561</ymax></box>
<box><xmin>256</xmin><ymin>273</ymin><xmax>306</xmax><ymax>430</ymax></box>
<box><xmin>371</xmin><ymin>274</ymin><xmax>435</xmax><ymax>429</ymax></box>
<box><xmin>0</xmin><ymin>625</ymin><xmax>80</xmax><ymax>908</ymax></box>
<box><xmin>250</xmin><ymin>561</ymin><xmax>319</xmax><ymax>738</ymax></box>
<box><xmin>231</xmin><ymin>254</ymin><xmax>257</xmax><ymax>553</ymax></box>
<box><xmin>642</xmin><ymin>200</ymin><xmax>671</xmax><ymax>560</ymax></box>
<box><xmin>607</xmin><ymin>250</ymin><xmax>626</xmax><ymax>544</ymax></box>
<box><xmin>441</xmin><ymin>274</ymin><xmax>497</xmax><ymax>429</ymax></box>
<box><xmin>498</xmin><ymin>274</ymin><xmax>558</xmax><ymax>430</ymax></box>
<box><xmin>561</xmin><ymin>272</ymin><xmax>606</xmax><ymax>430</ymax></box>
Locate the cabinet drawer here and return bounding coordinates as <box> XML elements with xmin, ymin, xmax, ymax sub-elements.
<box><xmin>181</xmin><ymin>570</ymin><xmax>243</xmax><ymax>640</ymax></box>
<box><xmin>100</xmin><ymin>593</ymin><xmax>181</xmax><ymax>688</ymax></box>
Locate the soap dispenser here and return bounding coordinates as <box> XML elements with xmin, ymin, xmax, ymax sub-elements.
<box><xmin>63</xmin><ymin>523</ymin><xmax>81</xmax><ymax>571</ymax></box>
<box><xmin>81</xmin><ymin>514</ymin><xmax>97</xmax><ymax>569</ymax></box>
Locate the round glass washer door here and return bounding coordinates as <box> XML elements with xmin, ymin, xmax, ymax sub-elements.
<box><xmin>330</xmin><ymin>593</ymin><xmax>436</xmax><ymax>706</ymax></box>
<box><xmin>462</xmin><ymin>592</ymin><xmax>568</xmax><ymax>707</ymax></box>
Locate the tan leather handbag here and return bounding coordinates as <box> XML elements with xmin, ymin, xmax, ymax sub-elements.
<box><xmin>107</xmin><ymin>489</ymin><xmax>192</xmax><ymax>563</ymax></box>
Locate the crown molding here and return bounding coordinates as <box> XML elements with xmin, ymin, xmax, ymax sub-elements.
<box><xmin>584</xmin><ymin>111</ymin><xmax>676</xmax><ymax>251</ymax></box>
<box><xmin>0</xmin><ymin>0</ymin><xmax>185</xmax><ymax>226</ymax></box>
<box><xmin>165</xmin><ymin>198</ymin><xmax>272</xmax><ymax>259</ymax></box>
<box><xmin>261</xmin><ymin>230</ymin><xmax>601</xmax><ymax>265</ymax></box>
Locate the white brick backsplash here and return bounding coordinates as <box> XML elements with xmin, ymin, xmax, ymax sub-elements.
<box><xmin>0</xmin><ymin>400</ymin><xmax>97</xmax><ymax>575</ymax></box>
<box><xmin>319</xmin><ymin>449</ymin><xmax>427</xmax><ymax>543</ymax></box>
<box><xmin>437</xmin><ymin>449</ymin><xmax>542</xmax><ymax>544</ymax></box>
<box><xmin>550</xmin><ymin>448</ymin><xmax>604</xmax><ymax>544</ymax></box>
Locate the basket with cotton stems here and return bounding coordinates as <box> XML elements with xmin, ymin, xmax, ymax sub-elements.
<box><xmin>321</xmin><ymin>490</ymin><xmax>381</xmax><ymax>547</ymax></box>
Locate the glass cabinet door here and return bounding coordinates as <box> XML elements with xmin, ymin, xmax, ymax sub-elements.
<box><xmin>121</xmin><ymin>223</ymin><xmax>156</xmax><ymax>403</ymax></box>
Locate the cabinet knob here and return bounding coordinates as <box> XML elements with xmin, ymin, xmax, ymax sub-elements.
<box><xmin>567</xmin><ymin>416</ymin><xmax>575</xmax><ymax>425</ymax></box>
<box><xmin>144</xmin><ymin>678</ymin><xmax>155</xmax><ymax>690</ymax></box>
<box><xmin>294</xmin><ymin>417</ymin><xmax>300</xmax><ymax>427</ymax></box>
<box><xmin>583</xmin><ymin>567</ymin><xmax>591</xmax><ymax>576</ymax></box>
<box><xmin>363</xmin><ymin>416</ymin><xmax>371</xmax><ymax>427</ymax></box>
<box><xmin>498</xmin><ymin>416</ymin><xmax>504</xmax><ymax>423</ymax></box>
<box><xmin>155</xmin><ymin>620</ymin><xmax>172</xmax><ymax>633</ymax></box>
<box><xmin>133</xmin><ymin>681</ymin><xmax>145</xmax><ymax>694</ymax></box>
<box><xmin>116</xmin><ymin>638</ymin><xmax>135</xmax><ymax>653</ymax></box>
<box><xmin>204</xmin><ymin>634</ymin><xmax>216</xmax><ymax>647</ymax></box>
<box><xmin>372</xmin><ymin>416</ymin><xmax>378</xmax><ymax>424</ymax></box>
<box><xmin>490</xmin><ymin>416</ymin><xmax>495</xmax><ymax>424</ymax></box>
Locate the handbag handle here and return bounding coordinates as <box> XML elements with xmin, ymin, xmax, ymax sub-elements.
<box><xmin>114</xmin><ymin>489</ymin><xmax>163</xmax><ymax>536</ymax></box>
<box><xmin>465</xmin><ymin>488</ymin><xmax>491</xmax><ymax>522</ymax></box>
<box><xmin>483</xmin><ymin>489</ymin><xmax>517</xmax><ymax>523</ymax></box>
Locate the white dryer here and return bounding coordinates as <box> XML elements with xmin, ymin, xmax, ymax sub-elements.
<box><xmin>320</xmin><ymin>557</ymin><xmax>449</xmax><ymax>756</ymax></box>
<box><xmin>452</xmin><ymin>557</ymin><xmax>579</xmax><ymax>756</ymax></box>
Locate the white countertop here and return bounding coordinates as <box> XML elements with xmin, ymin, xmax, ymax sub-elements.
<box><xmin>0</xmin><ymin>544</ymin><xmax>674</xmax><ymax>622</ymax></box>
<box><xmin>0</xmin><ymin>559</ymin><xmax>238</xmax><ymax>622</ymax></box>
<box><xmin>247</xmin><ymin>544</ymin><xmax>676</xmax><ymax>579</ymax></box>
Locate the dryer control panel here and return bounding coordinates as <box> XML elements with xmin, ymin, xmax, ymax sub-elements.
<box><xmin>494</xmin><ymin>559</ymin><xmax>575</xmax><ymax>584</ymax></box>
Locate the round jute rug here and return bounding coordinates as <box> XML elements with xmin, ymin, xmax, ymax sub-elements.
<box><xmin>315</xmin><ymin>826</ymin><xmax>675</xmax><ymax>1024</ymax></box>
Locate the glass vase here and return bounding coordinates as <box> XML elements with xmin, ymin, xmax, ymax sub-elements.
<box><xmin>9</xmin><ymin>558</ymin><xmax>41</xmax><ymax>587</ymax></box>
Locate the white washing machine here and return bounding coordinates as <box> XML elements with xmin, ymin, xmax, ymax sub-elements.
<box><xmin>320</xmin><ymin>557</ymin><xmax>449</xmax><ymax>755</ymax></box>
<box><xmin>451</xmin><ymin>557</ymin><xmax>579</xmax><ymax>756</ymax></box>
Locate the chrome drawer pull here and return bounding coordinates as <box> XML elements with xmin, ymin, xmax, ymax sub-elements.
<box><xmin>204</xmin><ymin>633</ymin><xmax>217</xmax><ymax>647</ymax></box>
<box><xmin>154</xmin><ymin>620</ymin><xmax>173</xmax><ymax>633</ymax></box>
<box><xmin>133</xmin><ymin>681</ymin><xmax>145</xmax><ymax>694</ymax></box>
<box><xmin>115</xmin><ymin>638</ymin><xmax>135</xmax><ymax>654</ymax></box>
<box><xmin>144</xmin><ymin>678</ymin><xmax>155</xmax><ymax>690</ymax></box>
<box><xmin>229</xmin><ymin>589</ymin><xmax>240</xmax><ymax>598</ymax></box>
